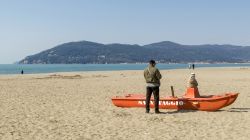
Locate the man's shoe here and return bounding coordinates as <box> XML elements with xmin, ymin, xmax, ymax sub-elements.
<box><xmin>146</xmin><ymin>110</ymin><xmax>150</xmax><ymax>113</ymax></box>
<box><xmin>155</xmin><ymin>110</ymin><xmax>161</xmax><ymax>114</ymax></box>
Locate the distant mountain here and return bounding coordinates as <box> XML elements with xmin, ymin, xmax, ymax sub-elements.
<box><xmin>19</xmin><ymin>40</ymin><xmax>250</xmax><ymax>64</ymax></box>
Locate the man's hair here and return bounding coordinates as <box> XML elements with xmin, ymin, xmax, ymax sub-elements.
<box><xmin>149</xmin><ymin>60</ymin><xmax>156</xmax><ymax>65</ymax></box>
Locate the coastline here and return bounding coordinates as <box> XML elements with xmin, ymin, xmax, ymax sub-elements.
<box><xmin>0</xmin><ymin>66</ymin><xmax>249</xmax><ymax>77</ymax></box>
<box><xmin>1</xmin><ymin>63</ymin><xmax>250</xmax><ymax>75</ymax></box>
<box><xmin>0</xmin><ymin>67</ymin><xmax>249</xmax><ymax>139</ymax></box>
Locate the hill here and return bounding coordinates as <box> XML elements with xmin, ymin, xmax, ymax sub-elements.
<box><xmin>19</xmin><ymin>41</ymin><xmax>250</xmax><ymax>64</ymax></box>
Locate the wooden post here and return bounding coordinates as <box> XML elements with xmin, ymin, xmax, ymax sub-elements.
<box><xmin>171</xmin><ymin>86</ymin><xmax>175</xmax><ymax>97</ymax></box>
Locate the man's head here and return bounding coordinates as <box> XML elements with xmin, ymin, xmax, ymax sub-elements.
<box><xmin>149</xmin><ymin>60</ymin><xmax>156</xmax><ymax>67</ymax></box>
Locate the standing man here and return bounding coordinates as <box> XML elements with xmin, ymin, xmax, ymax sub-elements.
<box><xmin>144</xmin><ymin>60</ymin><xmax>162</xmax><ymax>114</ymax></box>
<box><xmin>192</xmin><ymin>64</ymin><xmax>195</xmax><ymax>70</ymax></box>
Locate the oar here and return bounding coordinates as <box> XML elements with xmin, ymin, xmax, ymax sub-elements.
<box><xmin>171</xmin><ymin>86</ymin><xmax>175</xmax><ymax>97</ymax></box>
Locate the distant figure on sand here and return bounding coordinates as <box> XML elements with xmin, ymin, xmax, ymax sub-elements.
<box><xmin>144</xmin><ymin>60</ymin><xmax>162</xmax><ymax>114</ymax></box>
<box><xmin>192</xmin><ymin>64</ymin><xmax>195</xmax><ymax>70</ymax></box>
<box><xmin>188</xmin><ymin>73</ymin><xmax>198</xmax><ymax>88</ymax></box>
<box><xmin>21</xmin><ymin>70</ymin><xmax>24</xmax><ymax>75</ymax></box>
<box><xmin>188</xmin><ymin>64</ymin><xmax>191</xmax><ymax>69</ymax></box>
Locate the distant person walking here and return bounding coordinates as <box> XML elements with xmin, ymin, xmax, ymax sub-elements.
<box><xmin>21</xmin><ymin>70</ymin><xmax>24</xmax><ymax>75</ymax></box>
<box><xmin>188</xmin><ymin>64</ymin><xmax>191</xmax><ymax>69</ymax></box>
<box><xmin>192</xmin><ymin>64</ymin><xmax>195</xmax><ymax>70</ymax></box>
<box><xmin>144</xmin><ymin>60</ymin><xmax>162</xmax><ymax>114</ymax></box>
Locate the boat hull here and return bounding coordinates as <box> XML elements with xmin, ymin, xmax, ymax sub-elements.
<box><xmin>112</xmin><ymin>93</ymin><xmax>239</xmax><ymax>111</ymax></box>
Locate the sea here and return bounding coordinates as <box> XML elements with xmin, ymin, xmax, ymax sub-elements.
<box><xmin>0</xmin><ymin>63</ymin><xmax>250</xmax><ymax>75</ymax></box>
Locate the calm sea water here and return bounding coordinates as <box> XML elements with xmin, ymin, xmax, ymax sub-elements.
<box><xmin>0</xmin><ymin>64</ymin><xmax>250</xmax><ymax>75</ymax></box>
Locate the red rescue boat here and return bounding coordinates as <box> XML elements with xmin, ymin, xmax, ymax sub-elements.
<box><xmin>111</xmin><ymin>87</ymin><xmax>239</xmax><ymax>111</ymax></box>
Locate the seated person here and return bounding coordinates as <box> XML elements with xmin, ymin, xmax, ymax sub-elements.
<box><xmin>188</xmin><ymin>73</ymin><xmax>198</xmax><ymax>88</ymax></box>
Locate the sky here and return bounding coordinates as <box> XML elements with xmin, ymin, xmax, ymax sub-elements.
<box><xmin>0</xmin><ymin>0</ymin><xmax>250</xmax><ymax>64</ymax></box>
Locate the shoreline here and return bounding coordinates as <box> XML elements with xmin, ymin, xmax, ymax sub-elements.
<box><xmin>0</xmin><ymin>66</ymin><xmax>249</xmax><ymax>77</ymax></box>
<box><xmin>1</xmin><ymin>63</ymin><xmax>250</xmax><ymax>75</ymax></box>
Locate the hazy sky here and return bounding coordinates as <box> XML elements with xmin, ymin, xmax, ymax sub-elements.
<box><xmin>1</xmin><ymin>0</ymin><xmax>250</xmax><ymax>64</ymax></box>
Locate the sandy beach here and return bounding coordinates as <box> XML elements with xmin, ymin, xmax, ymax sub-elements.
<box><xmin>0</xmin><ymin>67</ymin><xmax>249</xmax><ymax>140</ymax></box>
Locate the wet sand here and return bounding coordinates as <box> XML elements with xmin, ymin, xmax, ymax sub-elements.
<box><xmin>0</xmin><ymin>67</ymin><xmax>249</xmax><ymax>140</ymax></box>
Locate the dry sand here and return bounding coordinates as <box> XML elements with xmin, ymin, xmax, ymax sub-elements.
<box><xmin>0</xmin><ymin>67</ymin><xmax>249</xmax><ymax>140</ymax></box>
